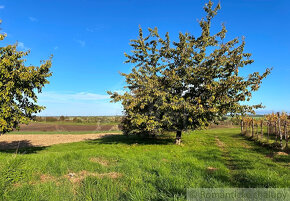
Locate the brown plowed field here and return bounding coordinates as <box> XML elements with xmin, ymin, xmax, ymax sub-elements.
<box><xmin>0</xmin><ymin>133</ymin><xmax>119</xmax><ymax>150</ymax></box>
<box><xmin>18</xmin><ymin>122</ymin><xmax>119</xmax><ymax>132</ymax></box>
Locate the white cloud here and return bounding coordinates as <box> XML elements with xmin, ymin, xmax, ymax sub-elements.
<box><xmin>29</xmin><ymin>17</ymin><xmax>38</xmax><ymax>22</ymax></box>
<box><xmin>54</xmin><ymin>46</ymin><xmax>59</xmax><ymax>50</ymax></box>
<box><xmin>39</xmin><ymin>101</ymin><xmax>122</xmax><ymax>116</ymax></box>
<box><xmin>0</xmin><ymin>5</ymin><xmax>5</xmax><ymax>9</ymax></box>
<box><xmin>75</xmin><ymin>40</ymin><xmax>86</xmax><ymax>47</ymax></box>
<box><xmin>36</xmin><ymin>91</ymin><xmax>122</xmax><ymax>116</ymax></box>
<box><xmin>38</xmin><ymin>91</ymin><xmax>109</xmax><ymax>102</ymax></box>
<box><xmin>17</xmin><ymin>42</ymin><xmax>29</xmax><ymax>50</ymax></box>
<box><xmin>86</xmin><ymin>25</ymin><xmax>105</xmax><ymax>32</ymax></box>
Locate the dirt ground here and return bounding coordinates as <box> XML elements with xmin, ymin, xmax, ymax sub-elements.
<box><xmin>0</xmin><ymin>133</ymin><xmax>119</xmax><ymax>150</ymax></box>
<box><xmin>18</xmin><ymin>122</ymin><xmax>120</xmax><ymax>132</ymax></box>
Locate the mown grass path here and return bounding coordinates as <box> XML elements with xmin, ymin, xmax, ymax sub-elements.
<box><xmin>0</xmin><ymin>128</ymin><xmax>289</xmax><ymax>200</ymax></box>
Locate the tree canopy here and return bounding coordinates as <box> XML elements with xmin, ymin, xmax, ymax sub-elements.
<box><xmin>108</xmin><ymin>0</ymin><xmax>271</xmax><ymax>144</ymax></box>
<box><xmin>0</xmin><ymin>21</ymin><xmax>52</xmax><ymax>134</ymax></box>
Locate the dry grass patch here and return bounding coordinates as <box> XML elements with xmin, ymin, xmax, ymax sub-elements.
<box><xmin>215</xmin><ymin>136</ymin><xmax>225</xmax><ymax>149</ymax></box>
<box><xmin>39</xmin><ymin>174</ymin><xmax>57</xmax><ymax>183</ymax></box>
<box><xmin>12</xmin><ymin>174</ymin><xmax>60</xmax><ymax>188</ymax></box>
<box><xmin>275</xmin><ymin>152</ymin><xmax>288</xmax><ymax>156</ymax></box>
<box><xmin>206</xmin><ymin>166</ymin><xmax>218</xmax><ymax>172</ymax></box>
<box><xmin>90</xmin><ymin>157</ymin><xmax>110</xmax><ymax>166</ymax></box>
<box><xmin>162</xmin><ymin>158</ymin><xmax>169</xmax><ymax>162</ymax></box>
<box><xmin>65</xmin><ymin>171</ymin><xmax>122</xmax><ymax>184</ymax></box>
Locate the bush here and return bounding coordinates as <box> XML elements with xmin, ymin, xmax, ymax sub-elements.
<box><xmin>59</xmin><ymin>116</ymin><xmax>65</xmax><ymax>121</ymax></box>
<box><xmin>45</xmin><ymin>117</ymin><xmax>58</xmax><ymax>122</ymax></box>
<box><xmin>73</xmin><ymin>117</ymin><xmax>82</xmax><ymax>123</ymax></box>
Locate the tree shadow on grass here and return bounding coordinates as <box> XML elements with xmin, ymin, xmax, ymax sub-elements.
<box><xmin>0</xmin><ymin>140</ymin><xmax>47</xmax><ymax>154</ymax></box>
<box><xmin>87</xmin><ymin>134</ymin><xmax>175</xmax><ymax>145</ymax></box>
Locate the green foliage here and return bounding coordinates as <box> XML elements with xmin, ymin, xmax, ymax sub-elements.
<box><xmin>44</xmin><ymin>117</ymin><xmax>58</xmax><ymax>122</ymax></box>
<box><xmin>73</xmin><ymin>117</ymin><xmax>82</xmax><ymax>123</ymax></box>
<box><xmin>108</xmin><ymin>1</ymin><xmax>271</xmax><ymax>137</ymax></box>
<box><xmin>59</xmin><ymin>116</ymin><xmax>65</xmax><ymax>121</ymax></box>
<box><xmin>0</xmin><ymin>21</ymin><xmax>52</xmax><ymax>134</ymax></box>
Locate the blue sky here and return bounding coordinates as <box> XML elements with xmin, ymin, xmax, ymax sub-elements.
<box><xmin>0</xmin><ymin>0</ymin><xmax>289</xmax><ymax>116</ymax></box>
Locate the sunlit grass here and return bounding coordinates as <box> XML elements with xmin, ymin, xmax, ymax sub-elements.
<box><xmin>0</xmin><ymin>128</ymin><xmax>289</xmax><ymax>200</ymax></box>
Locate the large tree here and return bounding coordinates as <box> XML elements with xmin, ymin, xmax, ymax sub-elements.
<box><xmin>0</xmin><ymin>21</ymin><xmax>52</xmax><ymax>134</ymax></box>
<box><xmin>108</xmin><ymin>1</ymin><xmax>271</xmax><ymax>144</ymax></box>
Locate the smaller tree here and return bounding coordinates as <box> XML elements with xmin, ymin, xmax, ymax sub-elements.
<box><xmin>0</xmin><ymin>21</ymin><xmax>52</xmax><ymax>134</ymax></box>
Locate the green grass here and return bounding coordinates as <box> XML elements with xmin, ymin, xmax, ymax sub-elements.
<box><xmin>0</xmin><ymin>128</ymin><xmax>289</xmax><ymax>200</ymax></box>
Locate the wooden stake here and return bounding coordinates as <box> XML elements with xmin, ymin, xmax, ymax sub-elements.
<box><xmin>241</xmin><ymin>119</ymin><xmax>244</xmax><ymax>134</ymax></box>
<box><xmin>277</xmin><ymin>112</ymin><xmax>282</xmax><ymax>148</ymax></box>
<box><xmin>256</xmin><ymin>122</ymin><xmax>259</xmax><ymax>140</ymax></box>
<box><xmin>251</xmin><ymin>118</ymin><xmax>254</xmax><ymax>138</ymax></box>
<box><xmin>260</xmin><ymin>120</ymin><xmax>263</xmax><ymax>140</ymax></box>
<box><xmin>267</xmin><ymin>121</ymin><xmax>270</xmax><ymax>142</ymax></box>
<box><xmin>275</xmin><ymin>121</ymin><xmax>278</xmax><ymax>142</ymax></box>
<box><xmin>285</xmin><ymin>120</ymin><xmax>288</xmax><ymax>149</ymax></box>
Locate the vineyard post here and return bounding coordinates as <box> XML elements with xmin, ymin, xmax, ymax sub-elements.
<box><xmin>256</xmin><ymin>121</ymin><xmax>259</xmax><ymax>140</ymax></box>
<box><xmin>275</xmin><ymin>121</ymin><xmax>278</xmax><ymax>142</ymax></box>
<box><xmin>267</xmin><ymin>121</ymin><xmax>270</xmax><ymax>142</ymax></box>
<box><xmin>285</xmin><ymin>120</ymin><xmax>288</xmax><ymax>149</ymax></box>
<box><xmin>251</xmin><ymin>118</ymin><xmax>254</xmax><ymax>138</ymax></box>
<box><xmin>260</xmin><ymin>120</ymin><xmax>263</xmax><ymax>140</ymax></box>
<box><xmin>241</xmin><ymin>119</ymin><xmax>244</xmax><ymax>134</ymax></box>
<box><xmin>277</xmin><ymin>112</ymin><xmax>282</xmax><ymax>148</ymax></box>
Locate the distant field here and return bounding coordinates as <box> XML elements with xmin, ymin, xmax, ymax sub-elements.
<box><xmin>0</xmin><ymin>128</ymin><xmax>288</xmax><ymax>200</ymax></box>
<box><xmin>34</xmin><ymin>121</ymin><xmax>120</xmax><ymax>126</ymax></box>
<box><xmin>13</xmin><ymin>122</ymin><xmax>121</xmax><ymax>134</ymax></box>
<box><xmin>33</xmin><ymin>116</ymin><xmax>122</xmax><ymax>125</ymax></box>
<box><xmin>9</xmin><ymin>130</ymin><xmax>122</xmax><ymax>135</ymax></box>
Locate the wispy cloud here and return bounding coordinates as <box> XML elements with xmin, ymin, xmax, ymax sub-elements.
<box><xmin>38</xmin><ymin>91</ymin><xmax>109</xmax><ymax>103</ymax></box>
<box><xmin>0</xmin><ymin>5</ymin><xmax>5</xmax><ymax>9</ymax></box>
<box><xmin>29</xmin><ymin>17</ymin><xmax>38</xmax><ymax>22</ymax></box>
<box><xmin>54</xmin><ymin>46</ymin><xmax>59</xmax><ymax>50</ymax></box>
<box><xmin>36</xmin><ymin>91</ymin><xmax>122</xmax><ymax>116</ymax></box>
<box><xmin>75</xmin><ymin>40</ymin><xmax>86</xmax><ymax>47</ymax></box>
<box><xmin>17</xmin><ymin>42</ymin><xmax>29</xmax><ymax>51</ymax></box>
<box><xmin>86</xmin><ymin>25</ymin><xmax>106</xmax><ymax>33</ymax></box>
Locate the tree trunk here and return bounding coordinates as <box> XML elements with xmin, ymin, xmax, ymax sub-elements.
<box><xmin>241</xmin><ymin>120</ymin><xmax>244</xmax><ymax>134</ymax></box>
<box><xmin>175</xmin><ymin>130</ymin><xmax>182</xmax><ymax>145</ymax></box>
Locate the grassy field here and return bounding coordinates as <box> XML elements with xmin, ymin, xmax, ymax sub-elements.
<box><xmin>0</xmin><ymin>128</ymin><xmax>289</xmax><ymax>200</ymax></box>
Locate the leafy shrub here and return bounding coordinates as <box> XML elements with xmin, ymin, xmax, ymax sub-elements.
<box><xmin>45</xmin><ymin>117</ymin><xmax>58</xmax><ymax>122</ymax></box>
